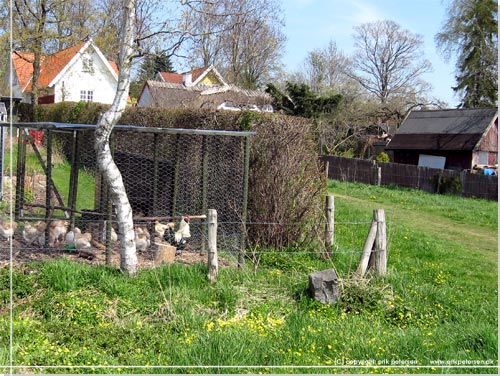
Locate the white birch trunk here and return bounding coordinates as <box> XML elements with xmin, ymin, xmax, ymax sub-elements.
<box><xmin>95</xmin><ymin>0</ymin><xmax>138</xmax><ymax>275</ymax></box>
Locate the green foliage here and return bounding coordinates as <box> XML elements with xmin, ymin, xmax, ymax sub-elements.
<box><xmin>376</xmin><ymin>152</ymin><xmax>390</xmax><ymax>163</ymax></box>
<box><xmin>266</xmin><ymin>82</ymin><xmax>343</xmax><ymax>118</ymax></box>
<box><xmin>0</xmin><ymin>182</ymin><xmax>497</xmax><ymax>372</ymax></box>
<box><xmin>130</xmin><ymin>51</ymin><xmax>176</xmax><ymax>99</ymax></box>
<box><xmin>436</xmin><ymin>0</ymin><xmax>498</xmax><ymax>108</ymax></box>
<box><xmin>136</xmin><ymin>51</ymin><xmax>175</xmax><ymax>82</ymax></box>
<box><xmin>430</xmin><ymin>173</ymin><xmax>463</xmax><ymax>195</ymax></box>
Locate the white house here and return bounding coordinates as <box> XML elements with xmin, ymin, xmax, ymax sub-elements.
<box><xmin>137</xmin><ymin>65</ymin><xmax>273</xmax><ymax>112</ymax></box>
<box><xmin>11</xmin><ymin>39</ymin><xmax>118</xmax><ymax>105</ymax></box>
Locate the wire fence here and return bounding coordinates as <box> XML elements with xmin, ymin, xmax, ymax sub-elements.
<box><xmin>1</xmin><ymin>123</ymin><xmax>385</xmax><ymax>274</ymax></box>
<box><xmin>0</xmin><ymin>123</ymin><xmax>255</xmax><ymax>267</ymax></box>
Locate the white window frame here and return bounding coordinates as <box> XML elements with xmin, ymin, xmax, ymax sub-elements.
<box><xmin>82</xmin><ymin>55</ymin><xmax>94</xmax><ymax>73</ymax></box>
<box><xmin>80</xmin><ymin>90</ymin><xmax>94</xmax><ymax>102</ymax></box>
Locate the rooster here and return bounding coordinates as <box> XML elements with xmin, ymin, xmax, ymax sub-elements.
<box><xmin>163</xmin><ymin>216</ymin><xmax>191</xmax><ymax>253</ymax></box>
<box><xmin>0</xmin><ymin>218</ymin><xmax>18</xmax><ymax>241</ymax></box>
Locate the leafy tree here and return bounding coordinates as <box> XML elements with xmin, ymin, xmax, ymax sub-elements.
<box><xmin>436</xmin><ymin>0</ymin><xmax>498</xmax><ymax>108</ymax></box>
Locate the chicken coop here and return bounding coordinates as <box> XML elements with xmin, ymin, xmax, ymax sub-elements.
<box><xmin>1</xmin><ymin>122</ymin><xmax>253</xmax><ymax>263</ymax></box>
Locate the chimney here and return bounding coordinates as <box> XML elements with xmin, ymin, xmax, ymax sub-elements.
<box><xmin>183</xmin><ymin>72</ymin><xmax>192</xmax><ymax>87</ymax></box>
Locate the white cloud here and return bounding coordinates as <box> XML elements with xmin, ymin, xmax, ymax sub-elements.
<box><xmin>347</xmin><ymin>0</ymin><xmax>384</xmax><ymax>24</ymax></box>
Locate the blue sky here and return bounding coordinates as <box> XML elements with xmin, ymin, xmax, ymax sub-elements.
<box><xmin>281</xmin><ymin>0</ymin><xmax>459</xmax><ymax>107</ymax></box>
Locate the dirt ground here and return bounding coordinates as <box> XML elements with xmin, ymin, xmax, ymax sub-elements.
<box><xmin>1</xmin><ymin>175</ymin><xmax>234</xmax><ymax>270</ymax></box>
<box><xmin>0</xmin><ymin>234</ymin><xmax>218</xmax><ymax>269</ymax></box>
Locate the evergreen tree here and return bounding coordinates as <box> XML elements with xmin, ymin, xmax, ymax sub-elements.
<box><xmin>265</xmin><ymin>82</ymin><xmax>342</xmax><ymax>118</ymax></box>
<box><xmin>436</xmin><ymin>0</ymin><xmax>498</xmax><ymax>108</ymax></box>
<box><xmin>137</xmin><ymin>51</ymin><xmax>175</xmax><ymax>82</ymax></box>
<box><xmin>130</xmin><ymin>51</ymin><xmax>175</xmax><ymax>100</ymax></box>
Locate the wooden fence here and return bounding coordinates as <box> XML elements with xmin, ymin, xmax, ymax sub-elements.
<box><xmin>320</xmin><ymin>155</ymin><xmax>498</xmax><ymax>201</ymax></box>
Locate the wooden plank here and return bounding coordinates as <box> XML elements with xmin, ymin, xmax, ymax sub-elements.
<box><xmin>207</xmin><ymin>209</ymin><xmax>218</xmax><ymax>283</ymax></box>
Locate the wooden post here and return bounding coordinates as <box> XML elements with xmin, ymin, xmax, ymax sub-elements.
<box><xmin>207</xmin><ymin>209</ymin><xmax>218</xmax><ymax>283</ymax></box>
<box><xmin>355</xmin><ymin>220</ymin><xmax>377</xmax><ymax>278</ymax></box>
<box><xmin>323</xmin><ymin>195</ymin><xmax>334</xmax><ymax>258</ymax></box>
<box><xmin>368</xmin><ymin>209</ymin><xmax>387</xmax><ymax>275</ymax></box>
<box><xmin>377</xmin><ymin>166</ymin><xmax>382</xmax><ymax>186</ymax></box>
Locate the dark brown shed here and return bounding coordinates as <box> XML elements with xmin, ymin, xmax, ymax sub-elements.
<box><xmin>386</xmin><ymin>108</ymin><xmax>498</xmax><ymax>170</ymax></box>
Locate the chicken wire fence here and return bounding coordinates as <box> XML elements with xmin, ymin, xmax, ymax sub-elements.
<box><xmin>1</xmin><ymin>123</ymin><xmax>252</xmax><ymax>265</ymax></box>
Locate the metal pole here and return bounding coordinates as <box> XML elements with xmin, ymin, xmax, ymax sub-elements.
<box><xmin>201</xmin><ymin>136</ymin><xmax>208</xmax><ymax>255</ymax></box>
<box><xmin>44</xmin><ymin>129</ymin><xmax>52</xmax><ymax>247</ymax></box>
<box><xmin>0</xmin><ymin>126</ymin><xmax>4</xmax><ymax>201</ymax></box>
<box><xmin>15</xmin><ymin>127</ymin><xmax>26</xmax><ymax>220</ymax></box>
<box><xmin>68</xmin><ymin>130</ymin><xmax>80</xmax><ymax>228</ymax></box>
<box><xmin>239</xmin><ymin>136</ymin><xmax>251</xmax><ymax>268</ymax></box>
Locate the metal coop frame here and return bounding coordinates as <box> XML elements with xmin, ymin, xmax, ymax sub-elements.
<box><xmin>1</xmin><ymin>122</ymin><xmax>253</xmax><ymax>260</ymax></box>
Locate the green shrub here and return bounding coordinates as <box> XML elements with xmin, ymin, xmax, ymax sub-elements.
<box><xmin>376</xmin><ymin>152</ymin><xmax>390</xmax><ymax>163</ymax></box>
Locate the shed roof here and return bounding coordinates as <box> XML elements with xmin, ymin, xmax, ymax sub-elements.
<box><xmin>141</xmin><ymin>80</ymin><xmax>272</xmax><ymax>110</ymax></box>
<box><xmin>386</xmin><ymin>108</ymin><xmax>498</xmax><ymax>151</ymax></box>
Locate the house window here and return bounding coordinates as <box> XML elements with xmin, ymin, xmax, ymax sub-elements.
<box><xmin>80</xmin><ymin>90</ymin><xmax>94</xmax><ymax>102</ymax></box>
<box><xmin>82</xmin><ymin>56</ymin><xmax>94</xmax><ymax>73</ymax></box>
<box><xmin>478</xmin><ymin>151</ymin><xmax>489</xmax><ymax>165</ymax></box>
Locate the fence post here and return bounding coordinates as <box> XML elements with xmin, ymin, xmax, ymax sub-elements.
<box><xmin>207</xmin><ymin>209</ymin><xmax>218</xmax><ymax>283</ymax></box>
<box><xmin>369</xmin><ymin>209</ymin><xmax>387</xmax><ymax>275</ymax></box>
<box><xmin>355</xmin><ymin>219</ymin><xmax>377</xmax><ymax>278</ymax></box>
<box><xmin>323</xmin><ymin>195</ymin><xmax>335</xmax><ymax>258</ymax></box>
<box><xmin>377</xmin><ymin>166</ymin><xmax>382</xmax><ymax>186</ymax></box>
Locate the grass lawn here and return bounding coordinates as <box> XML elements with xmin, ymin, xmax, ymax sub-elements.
<box><xmin>0</xmin><ymin>181</ymin><xmax>497</xmax><ymax>374</ymax></box>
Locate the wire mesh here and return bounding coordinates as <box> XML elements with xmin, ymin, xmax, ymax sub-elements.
<box><xmin>1</xmin><ymin>123</ymin><xmax>252</xmax><ymax>267</ymax></box>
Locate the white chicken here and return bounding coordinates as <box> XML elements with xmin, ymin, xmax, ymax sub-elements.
<box><xmin>154</xmin><ymin>220</ymin><xmax>169</xmax><ymax>239</ymax></box>
<box><xmin>0</xmin><ymin>218</ymin><xmax>18</xmax><ymax>241</ymax></box>
<box><xmin>135</xmin><ymin>227</ymin><xmax>150</xmax><ymax>251</ymax></box>
<box><xmin>22</xmin><ymin>222</ymin><xmax>40</xmax><ymax>246</ymax></box>
<box><xmin>48</xmin><ymin>220</ymin><xmax>69</xmax><ymax>247</ymax></box>
<box><xmin>73</xmin><ymin>227</ymin><xmax>92</xmax><ymax>251</ymax></box>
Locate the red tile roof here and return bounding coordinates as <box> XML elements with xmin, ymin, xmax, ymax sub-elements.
<box><xmin>158</xmin><ymin>72</ymin><xmax>183</xmax><ymax>84</ymax></box>
<box><xmin>159</xmin><ymin>66</ymin><xmax>210</xmax><ymax>84</ymax></box>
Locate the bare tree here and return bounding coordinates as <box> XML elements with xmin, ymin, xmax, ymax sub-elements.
<box><xmin>302</xmin><ymin>40</ymin><xmax>352</xmax><ymax>94</ymax></box>
<box><xmin>94</xmin><ymin>0</ymin><xmax>137</xmax><ymax>275</ymax></box>
<box><xmin>182</xmin><ymin>0</ymin><xmax>286</xmax><ymax>89</ymax></box>
<box><xmin>350</xmin><ymin>20</ymin><xmax>432</xmax><ymax>104</ymax></box>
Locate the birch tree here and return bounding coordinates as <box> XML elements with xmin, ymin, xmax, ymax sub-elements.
<box><xmin>94</xmin><ymin>0</ymin><xmax>137</xmax><ymax>275</ymax></box>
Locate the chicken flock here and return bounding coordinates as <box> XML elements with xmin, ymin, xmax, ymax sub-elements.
<box><xmin>0</xmin><ymin>216</ymin><xmax>191</xmax><ymax>254</ymax></box>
